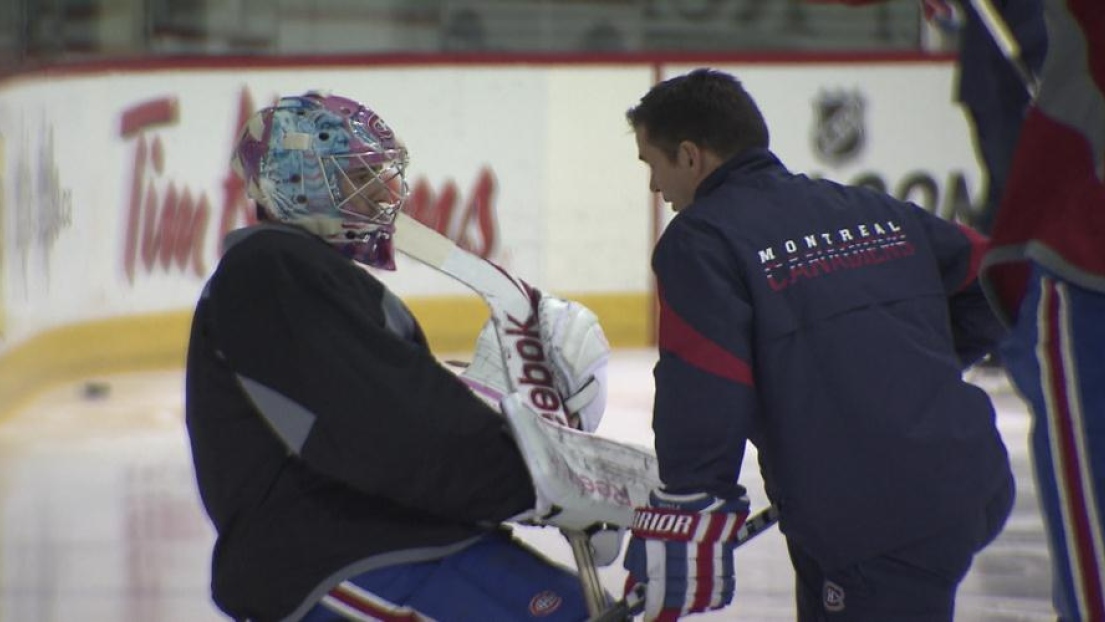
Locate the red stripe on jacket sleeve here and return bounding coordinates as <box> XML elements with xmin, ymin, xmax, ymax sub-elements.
<box><xmin>658</xmin><ymin>292</ymin><xmax>754</xmax><ymax>387</ymax></box>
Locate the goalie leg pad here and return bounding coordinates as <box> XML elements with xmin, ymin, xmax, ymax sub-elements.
<box><xmin>311</xmin><ymin>532</ymin><xmax>595</xmax><ymax>621</ymax></box>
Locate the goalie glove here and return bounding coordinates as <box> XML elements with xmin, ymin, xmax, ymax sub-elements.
<box><xmin>459</xmin><ymin>295</ymin><xmax>609</xmax><ymax>434</ymax></box>
<box><xmin>537</xmin><ymin>296</ymin><xmax>610</xmax><ymax>433</ymax></box>
<box><xmin>457</xmin><ymin>319</ymin><xmax>510</xmax><ymax>409</ymax></box>
<box><xmin>623</xmin><ymin>490</ymin><xmax>749</xmax><ymax>621</ymax></box>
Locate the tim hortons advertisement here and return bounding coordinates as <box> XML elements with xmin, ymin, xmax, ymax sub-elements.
<box><xmin>0</xmin><ymin>60</ymin><xmax>978</xmax><ymax>354</ymax></box>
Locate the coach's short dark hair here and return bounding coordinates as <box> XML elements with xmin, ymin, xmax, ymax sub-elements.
<box><xmin>626</xmin><ymin>68</ymin><xmax>769</xmax><ymax>162</ymax></box>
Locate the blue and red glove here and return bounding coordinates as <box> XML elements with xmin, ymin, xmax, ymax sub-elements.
<box><xmin>622</xmin><ymin>490</ymin><xmax>749</xmax><ymax>621</ymax></box>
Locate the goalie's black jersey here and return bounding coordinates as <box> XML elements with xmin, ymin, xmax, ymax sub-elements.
<box><xmin>185</xmin><ymin>223</ymin><xmax>535</xmax><ymax>621</ymax></box>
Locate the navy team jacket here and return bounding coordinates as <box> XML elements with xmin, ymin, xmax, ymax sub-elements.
<box><xmin>651</xmin><ymin>148</ymin><xmax>1012</xmax><ymax>569</ymax></box>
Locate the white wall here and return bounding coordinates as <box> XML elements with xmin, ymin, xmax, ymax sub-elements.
<box><xmin>0</xmin><ymin>57</ymin><xmax>981</xmax><ymax>360</ymax></box>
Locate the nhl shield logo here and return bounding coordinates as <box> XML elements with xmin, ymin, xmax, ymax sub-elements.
<box><xmin>823</xmin><ymin>579</ymin><xmax>846</xmax><ymax>612</ymax></box>
<box><xmin>811</xmin><ymin>89</ymin><xmax>866</xmax><ymax>166</ymax></box>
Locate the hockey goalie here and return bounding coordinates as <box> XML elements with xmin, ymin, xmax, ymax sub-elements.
<box><xmin>186</xmin><ymin>88</ymin><xmax>654</xmax><ymax>622</ymax></box>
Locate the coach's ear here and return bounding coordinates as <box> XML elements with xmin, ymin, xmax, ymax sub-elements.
<box><xmin>676</xmin><ymin>140</ymin><xmax>699</xmax><ymax>170</ymax></box>
<box><xmin>678</xmin><ymin>140</ymin><xmax>725</xmax><ymax>183</ymax></box>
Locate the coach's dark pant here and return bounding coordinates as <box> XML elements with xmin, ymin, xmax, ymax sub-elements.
<box><xmin>788</xmin><ymin>473</ymin><xmax>1015</xmax><ymax>622</ymax></box>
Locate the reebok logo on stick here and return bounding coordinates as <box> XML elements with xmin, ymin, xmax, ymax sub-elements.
<box><xmin>504</xmin><ymin>309</ymin><xmax>576</xmax><ymax>428</ymax></box>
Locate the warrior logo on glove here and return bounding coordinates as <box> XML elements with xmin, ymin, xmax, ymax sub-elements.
<box><xmin>624</xmin><ymin>490</ymin><xmax>750</xmax><ymax>621</ymax></box>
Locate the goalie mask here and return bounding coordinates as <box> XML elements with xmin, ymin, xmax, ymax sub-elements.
<box><xmin>231</xmin><ymin>91</ymin><xmax>410</xmax><ymax>269</ymax></box>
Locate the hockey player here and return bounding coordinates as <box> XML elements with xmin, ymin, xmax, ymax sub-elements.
<box><xmin>621</xmin><ymin>69</ymin><xmax>1015</xmax><ymax>621</ymax></box>
<box><xmin>184</xmin><ymin>91</ymin><xmax>611</xmax><ymax>621</ymax></box>
<box><xmin>980</xmin><ymin>0</ymin><xmax>1105</xmax><ymax>618</ymax></box>
<box><xmin>872</xmin><ymin>0</ymin><xmax>1048</xmax><ymax>232</ymax></box>
<box><xmin>808</xmin><ymin>0</ymin><xmax>1047</xmax><ymax>235</ymax></box>
<box><xmin>951</xmin><ymin>0</ymin><xmax>1046</xmax><ymax>234</ymax></box>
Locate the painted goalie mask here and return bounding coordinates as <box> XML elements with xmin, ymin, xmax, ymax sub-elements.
<box><xmin>231</xmin><ymin>91</ymin><xmax>410</xmax><ymax>269</ymax></box>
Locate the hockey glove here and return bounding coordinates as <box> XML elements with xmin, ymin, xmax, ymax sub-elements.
<box><xmin>457</xmin><ymin>319</ymin><xmax>510</xmax><ymax>408</ymax></box>
<box><xmin>537</xmin><ymin>296</ymin><xmax>610</xmax><ymax>432</ymax></box>
<box><xmin>623</xmin><ymin>490</ymin><xmax>749</xmax><ymax>621</ymax></box>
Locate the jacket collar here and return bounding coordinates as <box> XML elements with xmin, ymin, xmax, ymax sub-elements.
<box><xmin>695</xmin><ymin>148</ymin><xmax>784</xmax><ymax>199</ymax></box>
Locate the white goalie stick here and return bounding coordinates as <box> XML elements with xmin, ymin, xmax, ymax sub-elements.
<box><xmin>392</xmin><ymin>213</ymin><xmax>663</xmax><ymax>528</ymax></box>
<box><xmin>392</xmin><ymin>212</ymin><xmax>642</xmax><ymax>614</ymax></box>
<box><xmin>391</xmin><ymin>212</ymin><xmax>779</xmax><ymax>617</ymax></box>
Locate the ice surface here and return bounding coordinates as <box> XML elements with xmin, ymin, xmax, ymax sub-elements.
<box><xmin>0</xmin><ymin>351</ymin><xmax>1054</xmax><ymax>621</ymax></box>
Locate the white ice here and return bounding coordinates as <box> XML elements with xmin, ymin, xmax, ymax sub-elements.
<box><xmin>0</xmin><ymin>350</ymin><xmax>1054</xmax><ymax>621</ymax></box>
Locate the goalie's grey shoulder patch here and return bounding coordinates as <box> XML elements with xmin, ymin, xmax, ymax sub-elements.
<box><xmin>238</xmin><ymin>375</ymin><xmax>316</xmax><ymax>453</ymax></box>
<box><xmin>381</xmin><ymin>288</ymin><xmax>417</xmax><ymax>341</ymax></box>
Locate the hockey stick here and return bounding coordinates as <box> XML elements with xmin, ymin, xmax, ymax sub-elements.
<box><xmin>391</xmin><ymin>213</ymin><xmax>781</xmax><ymax>615</ymax></box>
<box><xmin>392</xmin><ymin>213</ymin><xmax>662</xmax><ymax>531</ymax></box>
<box><xmin>391</xmin><ymin>212</ymin><xmax>615</xmax><ymax>614</ymax></box>
<box><xmin>967</xmin><ymin>0</ymin><xmax>1040</xmax><ymax>98</ymax></box>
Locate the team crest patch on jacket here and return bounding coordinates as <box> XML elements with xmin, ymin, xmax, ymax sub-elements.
<box><xmin>528</xmin><ymin>590</ymin><xmax>562</xmax><ymax>616</ymax></box>
<box><xmin>823</xmin><ymin>579</ymin><xmax>846</xmax><ymax>612</ymax></box>
<box><xmin>811</xmin><ymin>89</ymin><xmax>866</xmax><ymax>166</ymax></box>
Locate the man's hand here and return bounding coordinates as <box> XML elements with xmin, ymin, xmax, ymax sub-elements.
<box><xmin>623</xmin><ymin>490</ymin><xmax>749</xmax><ymax>621</ymax></box>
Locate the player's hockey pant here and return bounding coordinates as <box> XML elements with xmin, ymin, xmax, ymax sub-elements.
<box><xmin>1002</xmin><ymin>266</ymin><xmax>1105</xmax><ymax>621</ymax></box>
<box><xmin>298</xmin><ymin>530</ymin><xmax>597</xmax><ymax>621</ymax></box>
